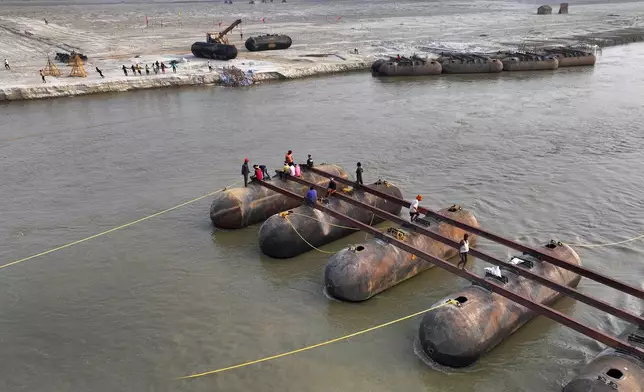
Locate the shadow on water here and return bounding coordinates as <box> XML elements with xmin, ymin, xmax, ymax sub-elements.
<box><xmin>210</xmin><ymin>225</ymin><xmax>261</xmax><ymax>249</ymax></box>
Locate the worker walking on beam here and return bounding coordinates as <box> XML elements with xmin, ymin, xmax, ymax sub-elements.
<box><xmin>409</xmin><ymin>195</ymin><xmax>422</xmax><ymax>222</ymax></box>
<box><xmin>458</xmin><ymin>233</ymin><xmax>470</xmax><ymax>269</ymax></box>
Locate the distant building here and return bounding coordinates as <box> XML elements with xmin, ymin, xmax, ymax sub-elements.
<box><xmin>537</xmin><ymin>5</ymin><xmax>552</xmax><ymax>15</ymax></box>
<box><xmin>559</xmin><ymin>3</ymin><xmax>569</xmax><ymax>14</ymax></box>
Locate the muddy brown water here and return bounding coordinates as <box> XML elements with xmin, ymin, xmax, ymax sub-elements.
<box><xmin>0</xmin><ymin>43</ymin><xmax>643</xmax><ymax>391</ymax></box>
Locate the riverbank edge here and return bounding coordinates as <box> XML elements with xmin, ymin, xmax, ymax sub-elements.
<box><xmin>2</xmin><ymin>26</ymin><xmax>644</xmax><ymax>103</ymax></box>
<box><xmin>0</xmin><ymin>59</ymin><xmax>371</xmax><ymax>102</ymax></box>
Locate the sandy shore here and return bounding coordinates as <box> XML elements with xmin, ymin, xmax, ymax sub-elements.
<box><xmin>0</xmin><ymin>51</ymin><xmax>372</xmax><ymax>100</ymax></box>
<box><xmin>1</xmin><ymin>1</ymin><xmax>643</xmax><ymax>101</ymax></box>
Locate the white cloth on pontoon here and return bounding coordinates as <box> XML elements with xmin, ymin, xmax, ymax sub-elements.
<box><xmin>485</xmin><ymin>265</ymin><xmax>502</xmax><ymax>278</ymax></box>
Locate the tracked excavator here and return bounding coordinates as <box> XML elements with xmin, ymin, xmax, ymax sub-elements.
<box><xmin>191</xmin><ymin>19</ymin><xmax>242</xmax><ymax>60</ymax></box>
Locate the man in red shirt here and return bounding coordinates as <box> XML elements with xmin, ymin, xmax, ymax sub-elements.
<box><xmin>252</xmin><ymin>165</ymin><xmax>263</xmax><ymax>181</ymax></box>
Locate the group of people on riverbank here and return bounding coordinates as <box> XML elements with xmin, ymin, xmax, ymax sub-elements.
<box><xmin>121</xmin><ymin>61</ymin><xmax>175</xmax><ymax>77</ymax></box>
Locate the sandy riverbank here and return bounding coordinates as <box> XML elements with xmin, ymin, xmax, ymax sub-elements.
<box><xmin>0</xmin><ymin>52</ymin><xmax>371</xmax><ymax>100</ymax></box>
<box><xmin>1</xmin><ymin>0</ymin><xmax>644</xmax><ymax>101</ymax></box>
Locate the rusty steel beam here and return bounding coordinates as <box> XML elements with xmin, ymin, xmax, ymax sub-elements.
<box><xmin>282</xmin><ymin>175</ymin><xmax>644</xmax><ymax>328</ymax></box>
<box><xmin>303</xmin><ymin>166</ymin><xmax>644</xmax><ymax>300</ymax></box>
<box><xmin>256</xmin><ymin>178</ymin><xmax>644</xmax><ymax>361</ymax></box>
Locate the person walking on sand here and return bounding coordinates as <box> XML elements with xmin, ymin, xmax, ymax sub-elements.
<box><xmin>131</xmin><ymin>64</ymin><xmax>136</xmax><ymax>75</ymax></box>
<box><xmin>136</xmin><ymin>64</ymin><xmax>142</xmax><ymax>76</ymax></box>
<box><xmin>457</xmin><ymin>234</ymin><xmax>470</xmax><ymax>269</ymax></box>
<box><xmin>207</xmin><ymin>61</ymin><xmax>213</xmax><ymax>72</ymax></box>
<box><xmin>153</xmin><ymin>64</ymin><xmax>159</xmax><ymax>74</ymax></box>
<box><xmin>4</xmin><ymin>59</ymin><xmax>10</xmax><ymax>70</ymax></box>
<box><xmin>241</xmin><ymin>158</ymin><xmax>250</xmax><ymax>187</ymax></box>
<box><xmin>171</xmin><ymin>62</ymin><xmax>177</xmax><ymax>73</ymax></box>
<box><xmin>96</xmin><ymin>67</ymin><xmax>104</xmax><ymax>78</ymax></box>
<box><xmin>122</xmin><ymin>65</ymin><xmax>128</xmax><ymax>76</ymax></box>
<box><xmin>39</xmin><ymin>69</ymin><xmax>46</xmax><ymax>83</ymax></box>
<box><xmin>145</xmin><ymin>64</ymin><xmax>150</xmax><ymax>75</ymax></box>
<box><xmin>160</xmin><ymin>62</ymin><xmax>166</xmax><ymax>73</ymax></box>
<box><xmin>155</xmin><ymin>60</ymin><xmax>160</xmax><ymax>69</ymax></box>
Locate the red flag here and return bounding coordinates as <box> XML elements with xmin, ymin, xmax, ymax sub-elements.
<box><xmin>261</xmin><ymin>17</ymin><xmax>265</xmax><ymax>23</ymax></box>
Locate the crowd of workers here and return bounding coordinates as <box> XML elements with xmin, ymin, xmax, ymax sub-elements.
<box><xmin>121</xmin><ymin>61</ymin><xmax>174</xmax><ymax>77</ymax></box>
<box><xmin>240</xmin><ymin>151</ymin><xmax>470</xmax><ymax>268</ymax></box>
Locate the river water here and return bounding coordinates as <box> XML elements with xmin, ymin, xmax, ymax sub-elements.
<box><xmin>2</xmin><ymin>36</ymin><xmax>644</xmax><ymax>392</ymax></box>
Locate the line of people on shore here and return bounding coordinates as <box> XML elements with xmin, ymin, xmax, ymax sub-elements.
<box><xmin>121</xmin><ymin>61</ymin><xmax>176</xmax><ymax>77</ymax></box>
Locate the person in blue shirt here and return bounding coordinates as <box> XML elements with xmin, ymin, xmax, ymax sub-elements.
<box><xmin>305</xmin><ymin>186</ymin><xmax>317</xmax><ymax>206</ymax></box>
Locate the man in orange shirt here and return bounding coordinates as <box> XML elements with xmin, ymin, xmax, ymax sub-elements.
<box><xmin>285</xmin><ymin>150</ymin><xmax>294</xmax><ymax>165</ymax></box>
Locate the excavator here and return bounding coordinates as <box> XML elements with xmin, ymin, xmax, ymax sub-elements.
<box><xmin>191</xmin><ymin>19</ymin><xmax>243</xmax><ymax>61</ymax></box>
<box><xmin>206</xmin><ymin>19</ymin><xmax>242</xmax><ymax>45</ymax></box>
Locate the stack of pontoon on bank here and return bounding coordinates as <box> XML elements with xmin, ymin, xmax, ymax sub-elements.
<box><xmin>371</xmin><ymin>46</ymin><xmax>596</xmax><ymax>78</ymax></box>
<box><xmin>252</xmin><ymin>165</ymin><xmax>644</xmax><ymax>387</ymax></box>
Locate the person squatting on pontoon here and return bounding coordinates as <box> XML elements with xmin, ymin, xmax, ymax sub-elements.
<box><xmin>325</xmin><ymin>178</ymin><xmax>337</xmax><ymax>198</ymax></box>
<box><xmin>279</xmin><ymin>161</ymin><xmax>290</xmax><ymax>180</ymax></box>
<box><xmin>259</xmin><ymin>164</ymin><xmax>271</xmax><ymax>180</ymax></box>
<box><xmin>251</xmin><ymin>165</ymin><xmax>263</xmax><ymax>181</ymax></box>
<box><xmin>305</xmin><ymin>186</ymin><xmax>317</xmax><ymax>206</ymax></box>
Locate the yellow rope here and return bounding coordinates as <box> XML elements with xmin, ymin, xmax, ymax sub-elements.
<box><xmin>0</xmin><ymin>181</ymin><xmax>238</xmax><ymax>270</ymax></box>
<box><xmin>179</xmin><ymin>299</ymin><xmax>459</xmax><ymax>380</ymax></box>
<box><xmin>566</xmin><ymin>232</ymin><xmax>644</xmax><ymax>248</ymax></box>
<box><xmin>284</xmin><ymin>216</ymin><xmax>339</xmax><ymax>254</ymax></box>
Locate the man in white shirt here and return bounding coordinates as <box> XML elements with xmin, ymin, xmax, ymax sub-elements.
<box><xmin>409</xmin><ymin>195</ymin><xmax>422</xmax><ymax>222</ymax></box>
<box><xmin>458</xmin><ymin>234</ymin><xmax>470</xmax><ymax>269</ymax></box>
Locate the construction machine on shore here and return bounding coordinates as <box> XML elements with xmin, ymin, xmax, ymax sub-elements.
<box><xmin>191</xmin><ymin>19</ymin><xmax>242</xmax><ymax>60</ymax></box>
